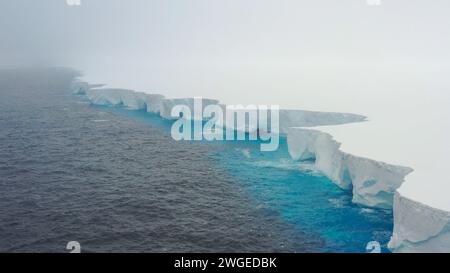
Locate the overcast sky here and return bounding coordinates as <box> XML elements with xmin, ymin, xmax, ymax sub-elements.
<box><xmin>1</xmin><ymin>0</ymin><xmax>450</xmax><ymax>112</ymax></box>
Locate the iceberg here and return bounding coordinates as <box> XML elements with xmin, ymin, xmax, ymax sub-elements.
<box><xmin>73</xmin><ymin>83</ymin><xmax>410</xmax><ymax>207</ymax></box>
<box><xmin>71</xmin><ymin>80</ymin><xmax>450</xmax><ymax>252</ymax></box>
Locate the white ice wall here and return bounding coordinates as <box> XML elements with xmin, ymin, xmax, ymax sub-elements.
<box><xmin>287</xmin><ymin>128</ymin><xmax>413</xmax><ymax>209</ymax></box>
<box><xmin>389</xmin><ymin>193</ymin><xmax>450</xmax><ymax>252</ymax></box>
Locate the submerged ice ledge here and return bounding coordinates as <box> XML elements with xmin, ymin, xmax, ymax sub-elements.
<box><xmin>71</xmin><ymin>79</ymin><xmax>450</xmax><ymax>252</ymax></box>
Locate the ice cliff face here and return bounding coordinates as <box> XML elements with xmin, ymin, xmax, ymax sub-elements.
<box><xmin>72</xmin><ymin>82</ymin><xmax>220</xmax><ymax>120</ymax></box>
<box><xmin>87</xmin><ymin>88</ymin><xmax>154</xmax><ymax>111</ymax></box>
<box><xmin>287</xmin><ymin>128</ymin><xmax>413</xmax><ymax>209</ymax></box>
<box><xmin>157</xmin><ymin>98</ymin><xmax>220</xmax><ymax>120</ymax></box>
<box><xmin>388</xmin><ymin>193</ymin><xmax>450</xmax><ymax>252</ymax></box>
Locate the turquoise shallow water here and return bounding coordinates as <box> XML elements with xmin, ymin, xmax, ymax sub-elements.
<box><xmin>212</xmin><ymin>142</ymin><xmax>393</xmax><ymax>253</ymax></box>
<box><xmin>113</xmin><ymin>106</ymin><xmax>394</xmax><ymax>253</ymax></box>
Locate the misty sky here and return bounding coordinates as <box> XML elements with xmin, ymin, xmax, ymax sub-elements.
<box><xmin>1</xmin><ymin>0</ymin><xmax>450</xmax><ymax>113</ymax></box>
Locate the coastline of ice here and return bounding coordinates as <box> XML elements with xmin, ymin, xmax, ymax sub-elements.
<box><xmin>72</xmin><ymin>80</ymin><xmax>366</xmax><ymax>131</ymax></box>
<box><xmin>71</xmin><ymin>79</ymin><xmax>450</xmax><ymax>252</ymax></box>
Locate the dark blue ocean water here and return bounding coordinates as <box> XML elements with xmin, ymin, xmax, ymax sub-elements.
<box><xmin>0</xmin><ymin>68</ymin><xmax>392</xmax><ymax>253</ymax></box>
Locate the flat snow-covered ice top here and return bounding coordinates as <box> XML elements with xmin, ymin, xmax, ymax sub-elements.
<box><xmin>314</xmin><ymin>89</ymin><xmax>450</xmax><ymax>212</ymax></box>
